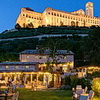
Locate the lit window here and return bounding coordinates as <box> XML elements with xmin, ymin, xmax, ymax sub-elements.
<box><xmin>26</xmin><ymin>66</ymin><xmax>29</xmax><ymax>69</ymax></box>
<box><xmin>16</xmin><ymin>66</ymin><xmax>19</xmax><ymax>69</ymax></box>
<box><xmin>43</xmin><ymin>56</ymin><xmax>46</xmax><ymax>59</ymax></box>
<box><xmin>26</xmin><ymin>14</ymin><xmax>28</xmax><ymax>17</ymax></box>
<box><xmin>39</xmin><ymin>57</ymin><xmax>42</xmax><ymax>59</ymax></box>
<box><xmin>26</xmin><ymin>56</ymin><xmax>29</xmax><ymax>59</ymax></box>
<box><xmin>64</xmin><ymin>57</ymin><xmax>67</xmax><ymax>59</ymax></box>
<box><xmin>5</xmin><ymin>66</ymin><xmax>9</xmax><ymax>69</ymax></box>
<box><xmin>35</xmin><ymin>56</ymin><xmax>38</xmax><ymax>59</ymax></box>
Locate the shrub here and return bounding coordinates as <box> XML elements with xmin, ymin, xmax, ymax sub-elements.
<box><xmin>60</xmin><ymin>85</ymin><xmax>71</xmax><ymax>90</ymax></box>
<box><xmin>70</xmin><ymin>75</ymin><xmax>78</xmax><ymax>88</ymax></box>
<box><xmin>64</xmin><ymin>76</ymin><xmax>71</xmax><ymax>86</ymax></box>
<box><xmin>92</xmin><ymin>78</ymin><xmax>100</xmax><ymax>96</ymax></box>
<box><xmin>64</xmin><ymin>75</ymin><xmax>91</xmax><ymax>89</ymax></box>
<box><xmin>86</xmin><ymin>71</ymin><xmax>100</xmax><ymax>80</ymax></box>
<box><xmin>92</xmin><ymin>71</ymin><xmax>100</xmax><ymax>78</ymax></box>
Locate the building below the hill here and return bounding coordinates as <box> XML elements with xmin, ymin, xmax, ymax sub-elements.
<box><xmin>16</xmin><ymin>2</ymin><xmax>100</xmax><ymax>28</ymax></box>
<box><xmin>0</xmin><ymin>49</ymin><xmax>74</xmax><ymax>88</ymax></box>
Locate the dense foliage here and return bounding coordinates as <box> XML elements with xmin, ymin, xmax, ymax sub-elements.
<box><xmin>0</xmin><ymin>26</ymin><xmax>91</xmax><ymax>39</ymax></box>
<box><xmin>86</xmin><ymin>71</ymin><xmax>100</xmax><ymax>80</ymax></box>
<box><xmin>0</xmin><ymin>39</ymin><xmax>38</xmax><ymax>62</ymax></box>
<box><xmin>64</xmin><ymin>75</ymin><xmax>91</xmax><ymax>89</ymax></box>
<box><xmin>83</xmin><ymin>27</ymin><xmax>100</xmax><ymax>66</ymax></box>
<box><xmin>0</xmin><ymin>27</ymin><xmax>100</xmax><ymax>66</ymax></box>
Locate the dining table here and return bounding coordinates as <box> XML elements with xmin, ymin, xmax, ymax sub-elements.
<box><xmin>0</xmin><ymin>93</ymin><xmax>13</xmax><ymax>100</ymax></box>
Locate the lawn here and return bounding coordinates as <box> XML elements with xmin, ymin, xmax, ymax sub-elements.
<box><xmin>17</xmin><ymin>88</ymin><xmax>100</xmax><ymax>100</ymax></box>
<box><xmin>1</xmin><ymin>88</ymin><xmax>100</xmax><ymax>100</ymax></box>
<box><xmin>18</xmin><ymin>88</ymin><xmax>72</xmax><ymax>100</ymax></box>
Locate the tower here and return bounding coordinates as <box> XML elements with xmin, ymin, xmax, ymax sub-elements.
<box><xmin>86</xmin><ymin>2</ymin><xmax>94</xmax><ymax>16</ymax></box>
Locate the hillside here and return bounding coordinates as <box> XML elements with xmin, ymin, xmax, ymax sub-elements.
<box><xmin>0</xmin><ymin>26</ymin><xmax>92</xmax><ymax>39</ymax></box>
<box><xmin>0</xmin><ymin>26</ymin><xmax>99</xmax><ymax>67</ymax></box>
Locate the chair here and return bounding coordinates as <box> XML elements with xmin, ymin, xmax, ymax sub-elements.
<box><xmin>7</xmin><ymin>93</ymin><xmax>16</xmax><ymax>100</ymax></box>
<box><xmin>76</xmin><ymin>89</ymin><xmax>84</xmax><ymax>99</ymax></box>
<box><xmin>79</xmin><ymin>90</ymin><xmax>94</xmax><ymax>100</ymax></box>
<box><xmin>73</xmin><ymin>93</ymin><xmax>78</xmax><ymax>100</ymax></box>
<box><xmin>16</xmin><ymin>92</ymin><xmax>19</xmax><ymax>100</ymax></box>
<box><xmin>8</xmin><ymin>92</ymin><xmax>19</xmax><ymax>100</ymax></box>
<box><xmin>77</xmin><ymin>89</ymin><xmax>84</xmax><ymax>95</ymax></box>
<box><xmin>72</xmin><ymin>88</ymin><xmax>75</xmax><ymax>92</ymax></box>
<box><xmin>0</xmin><ymin>97</ymin><xmax>4</xmax><ymax>100</ymax></box>
<box><xmin>72</xmin><ymin>88</ymin><xmax>76</xmax><ymax>95</ymax></box>
<box><xmin>84</xmin><ymin>87</ymin><xmax>88</xmax><ymax>93</ymax></box>
<box><xmin>88</xmin><ymin>90</ymin><xmax>94</xmax><ymax>100</ymax></box>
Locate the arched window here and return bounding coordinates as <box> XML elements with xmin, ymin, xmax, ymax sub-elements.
<box><xmin>83</xmin><ymin>21</ymin><xmax>86</xmax><ymax>27</ymax></box>
<box><xmin>23</xmin><ymin>23</ymin><xmax>26</xmax><ymax>28</ymax></box>
<box><xmin>26</xmin><ymin>14</ymin><xmax>28</xmax><ymax>17</ymax></box>
<box><xmin>48</xmin><ymin>12</ymin><xmax>50</xmax><ymax>14</ymax></box>
<box><xmin>57</xmin><ymin>14</ymin><xmax>59</xmax><ymax>17</ymax></box>
<box><xmin>60</xmin><ymin>21</ymin><xmax>63</xmax><ymax>26</ymax></box>
<box><xmin>71</xmin><ymin>21</ymin><xmax>75</xmax><ymax>26</ymax></box>
<box><xmin>76</xmin><ymin>21</ymin><xmax>79</xmax><ymax>27</ymax></box>
<box><xmin>54</xmin><ymin>13</ymin><xmax>56</xmax><ymax>16</ymax></box>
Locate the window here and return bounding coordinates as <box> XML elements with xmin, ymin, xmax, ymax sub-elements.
<box><xmin>26</xmin><ymin>66</ymin><xmax>29</xmax><ymax>69</ymax></box>
<box><xmin>57</xmin><ymin>14</ymin><xmax>59</xmax><ymax>17</ymax></box>
<box><xmin>64</xmin><ymin>56</ymin><xmax>67</xmax><ymax>59</ymax></box>
<box><xmin>16</xmin><ymin>66</ymin><xmax>19</xmax><ymax>69</ymax></box>
<box><xmin>26</xmin><ymin>56</ymin><xmax>29</xmax><ymax>59</ymax></box>
<box><xmin>65</xmin><ymin>16</ymin><xmax>67</xmax><ymax>18</ymax></box>
<box><xmin>29</xmin><ymin>16</ymin><xmax>31</xmax><ymax>18</ymax></box>
<box><xmin>43</xmin><ymin>56</ymin><xmax>46</xmax><ymax>59</ymax></box>
<box><xmin>48</xmin><ymin>12</ymin><xmax>50</xmax><ymax>14</ymax></box>
<box><xmin>5</xmin><ymin>66</ymin><xmax>9</xmax><ymax>69</ymax></box>
<box><xmin>26</xmin><ymin>14</ymin><xmax>28</xmax><ymax>17</ymax></box>
<box><xmin>35</xmin><ymin>56</ymin><xmax>38</xmax><ymax>59</ymax></box>
<box><xmin>39</xmin><ymin>57</ymin><xmax>42</xmax><ymax>59</ymax></box>
<box><xmin>54</xmin><ymin>13</ymin><xmax>56</xmax><ymax>16</ymax></box>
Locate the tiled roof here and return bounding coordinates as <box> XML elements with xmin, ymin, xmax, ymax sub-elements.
<box><xmin>0</xmin><ymin>62</ymin><xmax>39</xmax><ymax>65</ymax></box>
<box><xmin>20</xmin><ymin>49</ymin><xmax>74</xmax><ymax>55</ymax></box>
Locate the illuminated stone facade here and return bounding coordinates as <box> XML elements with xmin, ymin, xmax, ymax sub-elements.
<box><xmin>16</xmin><ymin>2</ymin><xmax>100</xmax><ymax>28</ymax></box>
<box><xmin>20</xmin><ymin>49</ymin><xmax>74</xmax><ymax>72</ymax></box>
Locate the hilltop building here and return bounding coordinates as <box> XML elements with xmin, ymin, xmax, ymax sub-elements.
<box><xmin>16</xmin><ymin>2</ymin><xmax>100</xmax><ymax>28</ymax></box>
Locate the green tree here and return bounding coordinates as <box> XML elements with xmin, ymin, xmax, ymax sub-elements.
<box><xmin>83</xmin><ymin>27</ymin><xmax>100</xmax><ymax>66</ymax></box>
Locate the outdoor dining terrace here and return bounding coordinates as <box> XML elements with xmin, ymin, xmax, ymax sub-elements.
<box><xmin>72</xmin><ymin>85</ymin><xmax>94</xmax><ymax>100</ymax></box>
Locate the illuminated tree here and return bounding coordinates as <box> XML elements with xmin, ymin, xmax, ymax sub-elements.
<box><xmin>92</xmin><ymin>78</ymin><xmax>100</xmax><ymax>96</ymax></box>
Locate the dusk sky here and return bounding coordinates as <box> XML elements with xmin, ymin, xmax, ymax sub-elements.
<box><xmin>0</xmin><ymin>0</ymin><xmax>100</xmax><ymax>33</ymax></box>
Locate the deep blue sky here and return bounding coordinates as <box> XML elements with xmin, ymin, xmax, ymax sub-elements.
<box><xmin>0</xmin><ymin>0</ymin><xmax>100</xmax><ymax>32</ymax></box>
